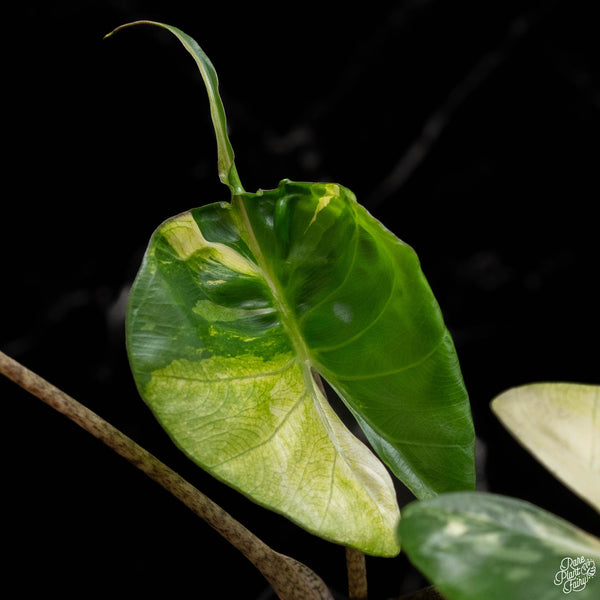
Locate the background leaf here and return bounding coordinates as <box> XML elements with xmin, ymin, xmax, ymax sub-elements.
<box><xmin>399</xmin><ymin>492</ymin><xmax>600</xmax><ymax>600</ymax></box>
<box><xmin>492</xmin><ymin>383</ymin><xmax>600</xmax><ymax>513</ymax></box>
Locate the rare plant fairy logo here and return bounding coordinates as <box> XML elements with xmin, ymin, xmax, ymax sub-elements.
<box><xmin>554</xmin><ymin>556</ymin><xmax>596</xmax><ymax>594</ymax></box>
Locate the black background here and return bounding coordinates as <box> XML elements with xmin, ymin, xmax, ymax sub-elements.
<box><xmin>3</xmin><ymin>1</ymin><xmax>599</xmax><ymax>598</ymax></box>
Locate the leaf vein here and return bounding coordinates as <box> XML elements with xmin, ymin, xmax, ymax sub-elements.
<box><xmin>315</xmin><ymin>333</ymin><xmax>446</xmax><ymax>381</ymax></box>
<box><xmin>210</xmin><ymin>390</ymin><xmax>310</xmax><ymax>468</ymax></box>
<box><xmin>297</xmin><ymin>218</ymin><xmax>360</xmax><ymax>324</ymax></box>
<box><xmin>154</xmin><ymin>357</ymin><xmax>297</xmax><ymax>384</ymax></box>
<box><xmin>309</xmin><ymin>256</ymin><xmax>397</xmax><ymax>353</ymax></box>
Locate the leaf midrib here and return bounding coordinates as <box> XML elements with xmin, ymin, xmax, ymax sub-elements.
<box><xmin>231</xmin><ymin>194</ymin><xmax>393</xmax><ymax>530</ymax></box>
<box><xmin>232</xmin><ymin>195</ymin><xmax>312</xmax><ymax>367</ymax></box>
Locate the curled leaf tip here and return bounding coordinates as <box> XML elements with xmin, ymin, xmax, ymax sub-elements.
<box><xmin>104</xmin><ymin>20</ymin><xmax>160</xmax><ymax>39</ymax></box>
<box><xmin>104</xmin><ymin>20</ymin><xmax>244</xmax><ymax>195</ymax></box>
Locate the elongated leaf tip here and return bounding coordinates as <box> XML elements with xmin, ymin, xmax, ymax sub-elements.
<box><xmin>104</xmin><ymin>20</ymin><xmax>161</xmax><ymax>39</ymax></box>
<box><xmin>105</xmin><ymin>19</ymin><xmax>244</xmax><ymax>195</ymax></box>
<box><xmin>103</xmin><ymin>22</ymin><xmax>135</xmax><ymax>39</ymax></box>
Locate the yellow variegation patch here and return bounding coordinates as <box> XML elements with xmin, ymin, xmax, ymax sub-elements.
<box><xmin>145</xmin><ymin>353</ymin><xmax>401</xmax><ymax>556</ymax></box>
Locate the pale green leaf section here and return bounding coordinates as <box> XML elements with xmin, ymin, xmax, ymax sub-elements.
<box><xmin>399</xmin><ymin>492</ymin><xmax>600</xmax><ymax>600</ymax></box>
<box><xmin>492</xmin><ymin>383</ymin><xmax>600</xmax><ymax>513</ymax></box>
<box><xmin>145</xmin><ymin>352</ymin><xmax>400</xmax><ymax>556</ymax></box>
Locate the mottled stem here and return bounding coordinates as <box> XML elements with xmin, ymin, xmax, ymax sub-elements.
<box><xmin>346</xmin><ymin>547</ymin><xmax>368</xmax><ymax>600</ymax></box>
<box><xmin>0</xmin><ymin>350</ymin><xmax>332</xmax><ymax>600</ymax></box>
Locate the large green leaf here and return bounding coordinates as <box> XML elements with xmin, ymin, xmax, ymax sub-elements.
<box><xmin>492</xmin><ymin>383</ymin><xmax>600</xmax><ymax>513</ymax></box>
<box><xmin>399</xmin><ymin>492</ymin><xmax>600</xmax><ymax>600</ymax></box>
<box><xmin>112</xmin><ymin>21</ymin><xmax>475</xmax><ymax>556</ymax></box>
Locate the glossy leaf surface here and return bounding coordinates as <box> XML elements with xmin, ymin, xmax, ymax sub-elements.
<box><xmin>126</xmin><ymin>180</ymin><xmax>473</xmax><ymax>555</ymax></box>
<box><xmin>492</xmin><ymin>382</ymin><xmax>600</xmax><ymax>513</ymax></box>
<box><xmin>399</xmin><ymin>492</ymin><xmax>600</xmax><ymax>600</ymax></box>
<box><xmin>117</xmin><ymin>20</ymin><xmax>475</xmax><ymax>556</ymax></box>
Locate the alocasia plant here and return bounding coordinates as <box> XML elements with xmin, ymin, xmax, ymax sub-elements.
<box><xmin>107</xmin><ymin>20</ymin><xmax>475</xmax><ymax>558</ymax></box>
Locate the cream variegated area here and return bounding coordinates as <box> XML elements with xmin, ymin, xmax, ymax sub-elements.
<box><xmin>145</xmin><ymin>353</ymin><xmax>400</xmax><ymax>556</ymax></box>
<box><xmin>304</xmin><ymin>183</ymin><xmax>337</xmax><ymax>232</ymax></box>
<box><xmin>492</xmin><ymin>383</ymin><xmax>600</xmax><ymax>513</ymax></box>
<box><xmin>161</xmin><ymin>211</ymin><xmax>257</xmax><ymax>276</ymax></box>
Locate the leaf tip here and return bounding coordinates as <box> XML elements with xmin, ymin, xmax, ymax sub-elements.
<box><xmin>103</xmin><ymin>20</ymin><xmax>161</xmax><ymax>41</ymax></box>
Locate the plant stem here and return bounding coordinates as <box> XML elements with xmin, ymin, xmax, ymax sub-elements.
<box><xmin>0</xmin><ymin>350</ymin><xmax>332</xmax><ymax>600</ymax></box>
<box><xmin>345</xmin><ymin>547</ymin><xmax>368</xmax><ymax>600</ymax></box>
